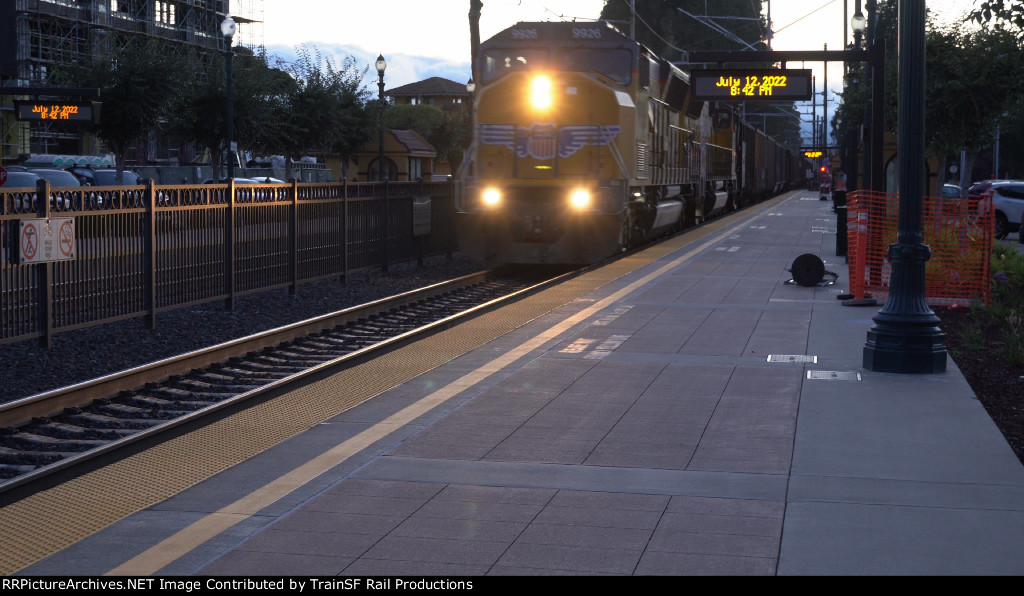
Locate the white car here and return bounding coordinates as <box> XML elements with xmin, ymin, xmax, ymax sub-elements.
<box><xmin>983</xmin><ymin>181</ymin><xmax>1024</xmax><ymax>239</ymax></box>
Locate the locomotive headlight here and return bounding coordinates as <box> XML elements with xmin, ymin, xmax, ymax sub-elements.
<box><xmin>529</xmin><ymin>75</ymin><xmax>554</xmax><ymax>110</ymax></box>
<box><xmin>481</xmin><ymin>188</ymin><xmax>501</xmax><ymax>206</ymax></box>
<box><xmin>569</xmin><ymin>188</ymin><xmax>591</xmax><ymax>209</ymax></box>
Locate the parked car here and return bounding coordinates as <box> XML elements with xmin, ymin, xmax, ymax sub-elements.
<box><xmin>70</xmin><ymin>167</ymin><xmax>140</xmax><ymax>186</ymax></box>
<box><xmin>202</xmin><ymin>177</ymin><xmax>258</xmax><ymax>184</ymax></box>
<box><xmin>967</xmin><ymin>180</ymin><xmax>1007</xmax><ymax>200</ymax></box>
<box><xmin>941</xmin><ymin>183</ymin><xmax>961</xmax><ymax>199</ymax></box>
<box><xmin>30</xmin><ymin>168</ymin><xmax>82</xmax><ymax>188</ymax></box>
<box><xmin>1</xmin><ymin>170</ymin><xmax>71</xmax><ymax>210</ymax></box>
<box><xmin>930</xmin><ymin>183</ymin><xmax>964</xmax><ymax>222</ymax></box>
<box><xmin>2</xmin><ymin>170</ymin><xmax>43</xmax><ymax>189</ymax></box>
<box><xmin>968</xmin><ymin>180</ymin><xmax>1024</xmax><ymax>239</ymax></box>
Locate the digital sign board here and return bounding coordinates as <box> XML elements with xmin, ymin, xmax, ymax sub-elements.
<box><xmin>691</xmin><ymin>69</ymin><xmax>813</xmax><ymax>101</ymax></box>
<box><xmin>14</xmin><ymin>101</ymin><xmax>99</xmax><ymax>123</ymax></box>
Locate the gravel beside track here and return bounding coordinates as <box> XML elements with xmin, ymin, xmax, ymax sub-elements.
<box><xmin>1</xmin><ymin>254</ymin><xmax>485</xmax><ymax>405</ymax></box>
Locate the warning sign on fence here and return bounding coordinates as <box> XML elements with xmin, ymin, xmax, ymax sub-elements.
<box><xmin>12</xmin><ymin>218</ymin><xmax>76</xmax><ymax>264</ymax></box>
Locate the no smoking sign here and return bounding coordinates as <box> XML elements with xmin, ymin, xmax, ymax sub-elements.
<box><xmin>13</xmin><ymin>218</ymin><xmax>76</xmax><ymax>264</ymax></box>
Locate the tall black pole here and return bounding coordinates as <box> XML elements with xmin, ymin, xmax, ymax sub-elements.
<box><xmin>862</xmin><ymin>0</ymin><xmax>875</xmax><ymax>192</ymax></box>
<box><xmin>846</xmin><ymin>1</ymin><xmax>865</xmax><ymax>192</ymax></box>
<box><xmin>869</xmin><ymin>38</ymin><xmax>884</xmax><ymax>193</ymax></box>
<box><xmin>863</xmin><ymin>0</ymin><xmax>946</xmax><ymax>373</ymax></box>
<box><xmin>376</xmin><ymin>54</ymin><xmax>386</xmax><ymax>182</ymax></box>
<box><xmin>221</xmin><ymin>17</ymin><xmax>236</xmax><ymax>182</ymax></box>
<box><xmin>823</xmin><ymin>44</ymin><xmax>828</xmax><ymax>153</ymax></box>
<box><xmin>376</xmin><ymin>54</ymin><xmax>388</xmax><ymax>272</ymax></box>
<box><xmin>225</xmin><ymin>47</ymin><xmax>234</xmax><ymax>180</ymax></box>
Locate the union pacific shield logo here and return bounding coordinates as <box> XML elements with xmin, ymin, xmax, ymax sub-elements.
<box><xmin>527</xmin><ymin>123</ymin><xmax>556</xmax><ymax>160</ymax></box>
<box><xmin>479</xmin><ymin>123</ymin><xmax>620</xmax><ymax>160</ymax></box>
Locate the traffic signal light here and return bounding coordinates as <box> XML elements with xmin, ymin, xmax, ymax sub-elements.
<box><xmin>820</xmin><ymin>165</ymin><xmax>828</xmax><ymax>174</ymax></box>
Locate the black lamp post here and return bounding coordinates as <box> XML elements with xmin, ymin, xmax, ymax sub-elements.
<box><xmin>375</xmin><ymin>54</ymin><xmax>388</xmax><ymax>271</ymax></box>
<box><xmin>221</xmin><ymin>16</ymin><xmax>236</xmax><ymax>182</ymax></box>
<box><xmin>851</xmin><ymin>2</ymin><xmax>866</xmax><ymax>48</ymax></box>
<box><xmin>375</xmin><ymin>54</ymin><xmax>387</xmax><ymax>182</ymax></box>
<box><xmin>845</xmin><ymin>2</ymin><xmax>866</xmax><ymax>192</ymax></box>
<box><xmin>862</xmin><ymin>0</ymin><xmax>946</xmax><ymax>373</ymax></box>
<box><xmin>863</xmin><ymin>0</ymin><xmax>884</xmax><ymax>193</ymax></box>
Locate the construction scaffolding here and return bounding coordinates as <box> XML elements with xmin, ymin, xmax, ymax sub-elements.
<box><xmin>0</xmin><ymin>0</ymin><xmax>264</xmax><ymax>162</ymax></box>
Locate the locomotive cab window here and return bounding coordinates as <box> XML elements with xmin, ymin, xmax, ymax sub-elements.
<box><xmin>557</xmin><ymin>48</ymin><xmax>632</xmax><ymax>84</ymax></box>
<box><xmin>481</xmin><ymin>49</ymin><xmax>549</xmax><ymax>83</ymax></box>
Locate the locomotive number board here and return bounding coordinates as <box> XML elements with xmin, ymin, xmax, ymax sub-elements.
<box><xmin>691</xmin><ymin>69</ymin><xmax>813</xmax><ymax>101</ymax></box>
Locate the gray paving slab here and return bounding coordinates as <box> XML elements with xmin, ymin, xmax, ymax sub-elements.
<box><xmin>16</xmin><ymin>190</ymin><xmax>1024</xmax><ymax>577</ymax></box>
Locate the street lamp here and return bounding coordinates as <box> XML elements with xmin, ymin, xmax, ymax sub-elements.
<box><xmin>221</xmin><ymin>16</ymin><xmax>236</xmax><ymax>181</ymax></box>
<box><xmin>376</xmin><ymin>54</ymin><xmax>387</xmax><ymax>182</ymax></box>
<box><xmin>843</xmin><ymin>2</ymin><xmax>866</xmax><ymax>192</ymax></box>
<box><xmin>851</xmin><ymin>2</ymin><xmax>866</xmax><ymax>47</ymax></box>
<box><xmin>375</xmin><ymin>54</ymin><xmax>388</xmax><ymax>272</ymax></box>
<box><xmin>862</xmin><ymin>0</ymin><xmax>946</xmax><ymax>373</ymax></box>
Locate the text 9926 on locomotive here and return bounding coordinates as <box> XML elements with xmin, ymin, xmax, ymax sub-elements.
<box><xmin>455</xmin><ymin>20</ymin><xmax>807</xmax><ymax>265</ymax></box>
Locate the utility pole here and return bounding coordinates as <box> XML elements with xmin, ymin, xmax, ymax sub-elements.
<box><xmin>823</xmin><ymin>44</ymin><xmax>828</xmax><ymax>150</ymax></box>
<box><xmin>469</xmin><ymin>1</ymin><xmax>482</xmax><ymax>85</ymax></box>
<box><xmin>630</xmin><ymin>0</ymin><xmax>635</xmax><ymax>40</ymax></box>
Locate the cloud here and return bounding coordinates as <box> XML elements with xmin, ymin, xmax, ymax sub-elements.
<box><xmin>265</xmin><ymin>43</ymin><xmax>471</xmax><ymax>92</ymax></box>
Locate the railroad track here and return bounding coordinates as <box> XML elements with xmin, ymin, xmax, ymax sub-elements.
<box><xmin>0</xmin><ymin>265</ymin><xmax>578</xmax><ymax>499</ymax></box>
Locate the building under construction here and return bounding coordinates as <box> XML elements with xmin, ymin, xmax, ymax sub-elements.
<box><xmin>0</xmin><ymin>0</ymin><xmax>264</xmax><ymax>164</ymax></box>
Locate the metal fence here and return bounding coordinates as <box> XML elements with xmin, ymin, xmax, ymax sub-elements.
<box><xmin>1</xmin><ymin>178</ymin><xmax>457</xmax><ymax>347</ymax></box>
<box><xmin>846</xmin><ymin>190</ymin><xmax>993</xmax><ymax>307</ymax></box>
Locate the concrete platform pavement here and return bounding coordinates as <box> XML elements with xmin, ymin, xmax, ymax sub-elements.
<box><xmin>15</xmin><ymin>188</ymin><xmax>1024</xmax><ymax>576</ymax></box>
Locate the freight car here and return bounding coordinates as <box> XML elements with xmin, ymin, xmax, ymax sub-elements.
<box><xmin>455</xmin><ymin>20</ymin><xmax>807</xmax><ymax>265</ymax></box>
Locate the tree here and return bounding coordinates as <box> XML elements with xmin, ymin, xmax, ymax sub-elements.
<box><xmin>167</xmin><ymin>46</ymin><xmax>289</xmax><ymax>182</ymax></box>
<box><xmin>831</xmin><ymin>0</ymin><xmax>899</xmax><ymax>161</ymax></box>
<box><xmin>269</xmin><ymin>46</ymin><xmax>372</xmax><ymax>180</ymax></box>
<box><xmin>599</xmin><ymin>0</ymin><xmax>767</xmax><ymax>59</ymax></box>
<box><xmin>380</xmin><ymin>104</ymin><xmax>472</xmax><ymax>175</ymax></box>
<box><xmin>56</xmin><ymin>38</ymin><xmax>186</xmax><ymax>183</ymax></box>
<box><xmin>833</xmin><ymin>0</ymin><xmax>1024</xmax><ymax>190</ymax></box>
<box><xmin>970</xmin><ymin>0</ymin><xmax>1024</xmax><ymax>37</ymax></box>
<box><xmin>470</xmin><ymin>0</ymin><xmax>483</xmax><ymax>84</ymax></box>
<box><xmin>924</xmin><ymin>24</ymin><xmax>1024</xmax><ymax>189</ymax></box>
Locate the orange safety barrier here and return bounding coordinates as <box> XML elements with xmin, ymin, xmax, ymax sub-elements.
<box><xmin>846</xmin><ymin>190</ymin><xmax>993</xmax><ymax>307</ymax></box>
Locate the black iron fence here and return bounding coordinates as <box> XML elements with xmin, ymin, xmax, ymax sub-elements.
<box><xmin>1</xmin><ymin>178</ymin><xmax>456</xmax><ymax>347</ymax></box>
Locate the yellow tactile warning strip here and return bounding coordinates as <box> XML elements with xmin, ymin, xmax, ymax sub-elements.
<box><xmin>0</xmin><ymin>193</ymin><xmax>793</xmax><ymax>576</ymax></box>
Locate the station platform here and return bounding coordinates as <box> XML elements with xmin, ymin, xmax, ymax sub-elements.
<box><xmin>9</xmin><ymin>189</ymin><xmax>1024</xmax><ymax>576</ymax></box>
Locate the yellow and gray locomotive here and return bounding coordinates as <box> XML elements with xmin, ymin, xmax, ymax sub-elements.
<box><xmin>455</xmin><ymin>20</ymin><xmax>740</xmax><ymax>265</ymax></box>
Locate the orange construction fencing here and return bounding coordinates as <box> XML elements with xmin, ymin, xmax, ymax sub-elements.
<box><xmin>846</xmin><ymin>190</ymin><xmax>993</xmax><ymax>307</ymax></box>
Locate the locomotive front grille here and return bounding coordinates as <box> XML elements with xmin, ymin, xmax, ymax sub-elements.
<box><xmin>502</xmin><ymin>189</ymin><xmax>575</xmax><ymax>243</ymax></box>
<box><xmin>513</xmin><ymin>213</ymin><xmax>562</xmax><ymax>242</ymax></box>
